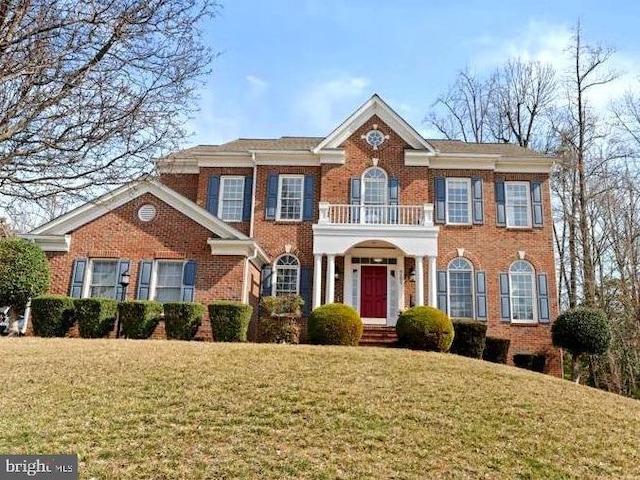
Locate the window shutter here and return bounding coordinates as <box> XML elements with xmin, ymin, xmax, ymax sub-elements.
<box><xmin>531</xmin><ymin>180</ymin><xmax>543</xmax><ymax>227</ymax></box>
<box><xmin>303</xmin><ymin>175</ymin><xmax>315</xmax><ymax>221</ymax></box>
<box><xmin>499</xmin><ymin>272</ymin><xmax>511</xmax><ymax>321</ymax></box>
<box><xmin>299</xmin><ymin>266</ymin><xmax>312</xmax><ymax>316</ymax></box>
<box><xmin>69</xmin><ymin>258</ymin><xmax>87</xmax><ymax>298</ymax></box>
<box><xmin>136</xmin><ymin>260</ymin><xmax>153</xmax><ymax>300</ymax></box>
<box><xmin>472</xmin><ymin>177</ymin><xmax>484</xmax><ymax>225</ymax></box>
<box><xmin>475</xmin><ymin>271</ymin><xmax>487</xmax><ymax>321</ymax></box>
<box><xmin>350</xmin><ymin>177</ymin><xmax>361</xmax><ymax>223</ymax></box>
<box><xmin>388</xmin><ymin>177</ymin><xmax>399</xmax><ymax>224</ymax></box>
<box><xmin>537</xmin><ymin>273</ymin><xmax>550</xmax><ymax>323</ymax></box>
<box><xmin>181</xmin><ymin>260</ymin><xmax>197</xmax><ymax>302</ymax></box>
<box><xmin>115</xmin><ymin>260</ymin><xmax>131</xmax><ymax>301</ymax></box>
<box><xmin>495</xmin><ymin>181</ymin><xmax>506</xmax><ymax>227</ymax></box>
<box><xmin>265</xmin><ymin>174</ymin><xmax>279</xmax><ymax>220</ymax></box>
<box><xmin>242</xmin><ymin>176</ymin><xmax>253</xmax><ymax>222</ymax></box>
<box><xmin>206</xmin><ymin>176</ymin><xmax>220</xmax><ymax>216</ymax></box>
<box><xmin>261</xmin><ymin>266</ymin><xmax>273</xmax><ymax>296</ymax></box>
<box><xmin>437</xmin><ymin>270</ymin><xmax>447</xmax><ymax>312</ymax></box>
<box><xmin>434</xmin><ymin>177</ymin><xmax>446</xmax><ymax>224</ymax></box>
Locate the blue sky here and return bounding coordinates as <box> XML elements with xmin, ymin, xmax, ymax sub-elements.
<box><xmin>188</xmin><ymin>0</ymin><xmax>640</xmax><ymax>146</ymax></box>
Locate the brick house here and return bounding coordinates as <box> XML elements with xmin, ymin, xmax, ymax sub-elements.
<box><xmin>26</xmin><ymin>95</ymin><xmax>561</xmax><ymax>374</ymax></box>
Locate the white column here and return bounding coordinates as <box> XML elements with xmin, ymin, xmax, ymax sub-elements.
<box><xmin>313</xmin><ymin>254</ymin><xmax>323</xmax><ymax>309</ymax></box>
<box><xmin>428</xmin><ymin>255</ymin><xmax>437</xmax><ymax>308</ymax></box>
<box><xmin>326</xmin><ymin>254</ymin><xmax>336</xmax><ymax>304</ymax></box>
<box><xmin>415</xmin><ymin>255</ymin><xmax>424</xmax><ymax>306</ymax></box>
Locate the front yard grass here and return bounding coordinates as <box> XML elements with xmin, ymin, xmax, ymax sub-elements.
<box><xmin>1</xmin><ymin>338</ymin><xmax>639</xmax><ymax>479</ymax></box>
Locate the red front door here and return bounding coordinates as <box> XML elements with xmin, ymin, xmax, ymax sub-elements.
<box><xmin>360</xmin><ymin>266</ymin><xmax>387</xmax><ymax>318</ymax></box>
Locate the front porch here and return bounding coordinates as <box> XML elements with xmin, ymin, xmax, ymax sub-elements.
<box><xmin>312</xmin><ymin>202</ymin><xmax>439</xmax><ymax>326</ymax></box>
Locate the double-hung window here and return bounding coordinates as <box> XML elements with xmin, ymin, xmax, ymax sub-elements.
<box><xmin>509</xmin><ymin>261</ymin><xmax>535</xmax><ymax>322</ymax></box>
<box><xmin>89</xmin><ymin>260</ymin><xmax>118</xmax><ymax>299</ymax></box>
<box><xmin>274</xmin><ymin>254</ymin><xmax>300</xmax><ymax>296</ymax></box>
<box><xmin>218</xmin><ymin>176</ymin><xmax>245</xmax><ymax>222</ymax></box>
<box><xmin>446</xmin><ymin>178</ymin><xmax>471</xmax><ymax>224</ymax></box>
<box><xmin>448</xmin><ymin>258</ymin><xmax>474</xmax><ymax>318</ymax></box>
<box><xmin>155</xmin><ymin>261</ymin><xmax>183</xmax><ymax>302</ymax></box>
<box><xmin>277</xmin><ymin>175</ymin><xmax>304</xmax><ymax>221</ymax></box>
<box><xmin>505</xmin><ymin>182</ymin><xmax>531</xmax><ymax>228</ymax></box>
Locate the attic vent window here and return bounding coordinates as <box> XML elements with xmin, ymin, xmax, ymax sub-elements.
<box><xmin>138</xmin><ymin>204</ymin><xmax>157</xmax><ymax>222</ymax></box>
<box><xmin>363</xmin><ymin>128</ymin><xmax>388</xmax><ymax>150</ymax></box>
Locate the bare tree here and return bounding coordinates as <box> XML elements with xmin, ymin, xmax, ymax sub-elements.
<box><xmin>0</xmin><ymin>0</ymin><xmax>218</xmax><ymax>204</ymax></box>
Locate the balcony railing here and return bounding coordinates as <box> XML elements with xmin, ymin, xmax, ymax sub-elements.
<box><xmin>318</xmin><ymin>203</ymin><xmax>434</xmax><ymax>227</ymax></box>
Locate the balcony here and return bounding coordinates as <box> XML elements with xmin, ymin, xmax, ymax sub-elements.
<box><xmin>318</xmin><ymin>203</ymin><xmax>434</xmax><ymax>227</ymax></box>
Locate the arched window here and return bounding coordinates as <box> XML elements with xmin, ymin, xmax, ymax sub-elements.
<box><xmin>362</xmin><ymin>168</ymin><xmax>387</xmax><ymax>206</ymax></box>
<box><xmin>509</xmin><ymin>261</ymin><xmax>535</xmax><ymax>321</ymax></box>
<box><xmin>448</xmin><ymin>258</ymin><xmax>473</xmax><ymax>318</ymax></box>
<box><xmin>274</xmin><ymin>254</ymin><xmax>300</xmax><ymax>296</ymax></box>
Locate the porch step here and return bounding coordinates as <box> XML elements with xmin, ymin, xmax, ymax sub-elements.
<box><xmin>359</xmin><ymin>326</ymin><xmax>398</xmax><ymax>347</ymax></box>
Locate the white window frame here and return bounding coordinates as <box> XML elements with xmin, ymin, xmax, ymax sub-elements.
<box><xmin>272</xmin><ymin>254</ymin><xmax>300</xmax><ymax>296</ymax></box>
<box><xmin>505</xmin><ymin>181</ymin><xmax>532</xmax><ymax>229</ymax></box>
<box><xmin>218</xmin><ymin>176</ymin><xmax>245</xmax><ymax>222</ymax></box>
<box><xmin>509</xmin><ymin>260</ymin><xmax>537</xmax><ymax>324</ymax></box>
<box><xmin>447</xmin><ymin>258</ymin><xmax>474</xmax><ymax>319</ymax></box>
<box><xmin>361</xmin><ymin>167</ymin><xmax>388</xmax><ymax>206</ymax></box>
<box><xmin>149</xmin><ymin>260</ymin><xmax>185</xmax><ymax>302</ymax></box>
<box><xmin>276</xmin><ymin>175</ymin><xmax>304</xmax><ymax>221</ymax></box>
<box><xmin>84</xmin><ymin>259</ymin><xmax>119</xmax><ymax>299</ymax></box>
<box><xmin>445</xmin><ymin>177</ymin><xmax>472</xmax><ymax>225</ymax></box>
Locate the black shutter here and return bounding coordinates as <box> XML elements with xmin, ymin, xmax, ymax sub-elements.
<box><xmin>472</xmin><ymin>177</ymin><xmax>484</xmax><ymax>225</ymax></box>
<box><xmin>136</xmin><ymin>260</ymin><xmax>153</xmax><ymax>300</ymax></box>
<box><xmin>537</xmin><ymin>273</ymin><xmax>550</xmax><ymax>323</ymax></box>
<box><xmin>206</xmin><ymin>176</ymin><xmax>220</xmax><ymax>216</ymax></box>
<box><xmin>388</xmin><ymin>177</ymin><xmax>399</xmax><ymax>224</ymax></box>
<box><xmin>181</xmin><ymin>260</ymin><xmax>197</xmax><ymax>302</ymax></box>
<box><xmin>437</xmin><ymin>270</ymin><xmax>447</xmax><ymax>312</ymax></box>
<box><xmin>475</xmin><ymin>271</ymin><xmax>487</xmax><ymax>321</ymax></box>
<box><xmin>242</xmin><ymin>176</ymin><xmax>253</xmax><ymax>222</ymax></box>
<box><xmin>350</xmin><ymin>177</ymin><xmax>361</xmax><ymax>223</ymax></box>
<box><xmin>299</xmin><ymin>266</ymin><xmax>312</xmax><ymax>316</ymax></box>
<box><xmin>531</xmin><ymin>180</ymin><xmax>543</xmax><ymax>227</ymax></box>
<box><xmin>499</xmin><ymin>272</ymin><xmax>511</xmax><ymax>321</ymax></box>
<box><xmin>69</xmin><ymin>259</ymin><xmax>87</xmax><ymax>298</ymax></box>
<box><xmin>303</xmin><ymin>175</ymin><xmax>315</xmax><ymax>221</ymax></box>
<box><xmin>435</xmin><ymin>177</ymin><xmax>446</xmax><ymax>224</ymax></box>
<box><xmin>261</xmin><ymin>266</ymin><xmax>273</xmax><ymax>296</ymax></box>
<box><xmin>495</xmin><ymin>181</ymin><xmax>506</xmax><ymax>227</ymax></box>
<box><xmin>265</xmin><ymin>174</ymin><xmax>279</xmax><ymax>220</ymax></box>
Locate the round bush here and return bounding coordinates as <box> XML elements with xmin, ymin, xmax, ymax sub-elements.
<box><xmin>552</xmin><ymin>307</ymin><xmax>610</xmax><ymax>356</ymax></box>
<box><xmin>396</xmin><ymin>306</ymin><xmax>454</xmax><ymax>352</ymax></box>
<box><xmin>308</xmin><ymin>303</ymin><xmax>363</xmax><ymax>346</ymax></box>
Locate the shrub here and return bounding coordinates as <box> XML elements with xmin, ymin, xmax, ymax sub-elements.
<box><xmin>0</xmin><ymin>238</ymin><xmax>50</xmax><ymax>312</ymax></box>
<box><xmin>164</xmin><ymin>302</ymin><xmax>205</xmax><ymax>341</ymax></box>
<box><xmin>258</xmin><ymin>315</ymin><xmax>301</xmax><ymax>344</ymax></box>
<box><xmin>450</xmin><ymin>320</ymin><xmax>487</xmax><ymax>358</ymax></box>
<box><xmin>513</xmin><ymin>354</ymin><xmax>547</xmax><ymax>373</ymax></box>
<box><xmin>482</xmin><ymin>337</ymin><xmax>511</xmax><ymax>364</ymax></box>
<box><xmin>396</xmin><ymin>306</ymin><xmax>454</xmax><ymax>352</ymax></box>
<box><xmin>119</xmin><ymin>301</ymin><xmax>163</xmax><ymax>339</ymax></box>
<box><xmin>552</xmin><ymin>307</ymin><xmax>611</xmax><ymax>382</ymax></box>
<box><xmin>308</xmin><ymin>303</ymin><xmax>363</xmax><ymax>346</ymax></box>
<box><xmin>259</xmin><ymin>295</ymin><xmax>304</xmax><ymax>316</ymax></box>
<box><xmin>30</xmin><ymin>295</ymin><xmax>75</xmax><ymax>337</ymax></box>
<box><xmin>74</xmin><ymin>298</ymin><xmax>118</xmax><ymax>338</ymax></box>
<box><xmin>208</xmin><ymin>301</ymin><xmax>253</xmax><ymax>342</ymax></box>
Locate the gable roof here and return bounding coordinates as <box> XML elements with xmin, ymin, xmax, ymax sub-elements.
<box><xmin>29</xmin><ymin>180</ymin><xmax>248</xmax><ymax>240</ymax></box>
<box><xmin>313</xmin><ymin>94</ymin><xmax>435</xmax><ymax>153</ymax></box>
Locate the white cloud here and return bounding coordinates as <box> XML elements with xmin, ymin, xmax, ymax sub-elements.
<box><xmin>246</xmin><ymin>75</ymin><xmax>268</xmax><ymax>98</ymax></box>
<box><xmin>294</xmin><ymin>75</ymin><xmax>371</xmax><ymax>133</ymax></box>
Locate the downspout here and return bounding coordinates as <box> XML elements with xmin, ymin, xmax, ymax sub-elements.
<box><xmin>243</xmin><ymin>248</ymin><xmax>259</xmax><ymax>304</ymax></box>
<box><xmin>250</xmin><ymin>152</ymin><xmax>257</xmax><ymax>238</ymax></box>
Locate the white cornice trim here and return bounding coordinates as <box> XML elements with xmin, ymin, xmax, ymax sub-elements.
<box><xmin>207</xmin><ymin>239</ymin><xmax>270</xmax><ymax>267</ymax></box>
<box><xmin>494</xmin><ymin>158</ymin><xmax>555</xmax><ymax>173</ymax></box>
<box><xmin>29</xmin><ymin>181</ymin><xmax>248</xmax><ymax>240</ymax></box>
<box><xmin>317</xmin><ymin>149</ymin><xmax>345</xmax><ymax>164</ymax></box>
<box><xmin>21</xmin><ymin>234</ymin><xmax>71</xmax><ymax>252</ymax></box>
<box><xmin>313</xmin><ymin>94</ymin><xmax>435</xmax><ymax>153</ymax></box>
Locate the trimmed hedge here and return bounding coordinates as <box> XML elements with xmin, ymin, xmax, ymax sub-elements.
<box><xmin>30</xmin><ymin>295</ymin><xmax>75</xmax><ymax>337</ymax></box>
<box><xmin>164</xmin><ymin>302</ymin><xmax>205</xmax><ymax>341</ymax></box>
<box><xmin>396</xmin><ymin>306</ymin><xmax>454</xmax><ymax>352</ymax></box>
<box><xmin>208</xmin><ymin>301</ymin><xmax>253</xmax><ymax>342</ymax></box>
<box><xmin>513</xmin><ymin>354</ymin><xmax>547</xmax><ymax>373</ymax></box>
<box><xmin>74</xmin><ymin>298</ymin><xmax>118</xmax><ymax>338</ymax></box>
<box><xmin>308</xmin><ymin>303</ymin><xmax>362</xmax><ymax>346</ymax></box>
<box><xmin>482</xmin><ymin>337</ymin><xmax>511</xmax><ymax>364</ymax></box>
<box><xmin>258</xmin><ymin>314</ymin><xmax>301</xmax><ymax>344</ymax></box>
<box><xmin>259</xmin><ymin>295</ymin><xmax>304</xmax><ymax>316</ymax></box>
<box><xmin>450</xmin><ymin>320</ymin><xmax>487</xmax><ymax>359</ymax></box>
<box><xmin>119</xmin><ymin>301</ymin><xmax>163</xmax><ymax>339</ymax></box>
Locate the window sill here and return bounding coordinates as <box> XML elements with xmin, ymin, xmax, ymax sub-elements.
<box><xmin>505</xmin><ymin>225</ymin><xmax>533</xmax><ymax>231</ymax></box>
<box><xmin>510</xmin><ymin>320</ymin><xmax>539</xmax><ymax>326</ymax></box>
<box><xmin>444</xmin><ymin>223</ymin><xmax>473</xmax><ymax>229</ymax></box>
<box><xmin>274</xmin><ymin>219</ymin><xmax>304</xmax><ymax>223</ymax></box>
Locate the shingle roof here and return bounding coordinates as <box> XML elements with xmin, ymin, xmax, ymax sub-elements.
<box><xmin>174</xmin><ymin>136</ymin><xmax>547</xmax><ymax>158</ymax></box>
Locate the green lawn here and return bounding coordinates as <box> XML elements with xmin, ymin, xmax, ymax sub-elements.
<box><xmin>1</xmin><ymin>338</ymin><xmax>639</xmax><ymax>479</ymax></box>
